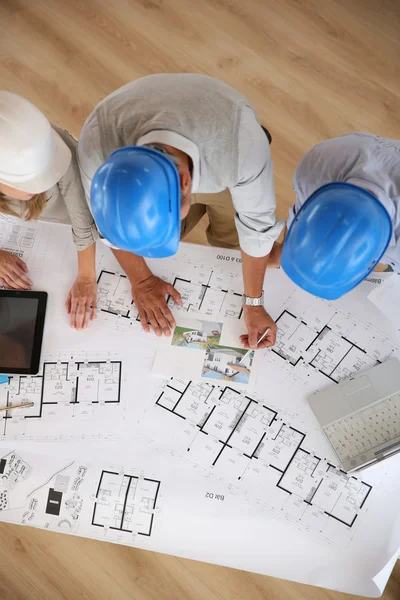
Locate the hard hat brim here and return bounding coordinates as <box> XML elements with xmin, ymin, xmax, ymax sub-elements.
<box><xmin>0</xmin><ymin>128</ymin><xmax>72</xmax><ymax>194</ymax></box>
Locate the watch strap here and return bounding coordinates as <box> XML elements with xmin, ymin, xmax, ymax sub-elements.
<box><xmin>242</xmin><ymin>292</ymin><xmax>264</xmax><ymax>306</ymax></box>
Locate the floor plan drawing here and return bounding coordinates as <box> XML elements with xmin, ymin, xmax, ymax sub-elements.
<box><xmin>271</xmin><ymin>289</ymin><xmax>397</xmax><ymax>385</ymax></box>
<box><xmin>138</xmin><ymin>377</ymin><xmax>373</xmax><ymax>546</ymax></box>
<box><xmin>96</xmin><ymin>251</ymin><xmax>245</xmax><ymax>328</ymax></box>
<box><xmin>0</xmin><ymin>215</ymin><xmax>55</xmax><ymax>281</ymax></box>
<box><xmin>0</xmin><ymin>449</ymin><xmax>163</xmax><ymax>549</ymax></box>
<box><xmin>97</xmin><ymin>270</ymin><xmax>139</xmax><ymax>321</ymax></box>
<box><xmin>0</xmin><ymin>219</ymin><xmax>37</xmax><ymax>261</ymax></box>
<box><xmin>170</xmin><ymin>270</ymin><xmax>243</xmax><ymax>319</ymax></box>
<box><xmin>92</xmin><ymin>470</ymin><xmax>160</xmax><ymax>537</ymax></box>
<box><xmin>0</xmin><ymin>355</ymin><xmax>124</xmax><ymax>440</ymax></box>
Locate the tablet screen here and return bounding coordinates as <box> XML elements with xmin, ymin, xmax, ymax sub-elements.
<box><xmin>0</xmin><ymin>291</ymin><xmax>47</xmax><ymax>375</ymax></box>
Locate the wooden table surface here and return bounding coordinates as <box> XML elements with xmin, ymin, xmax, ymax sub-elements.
<box><xmin>1</xmin><ymin>0</ymin><xmax>399</xmax><ymax>598</ymax></box>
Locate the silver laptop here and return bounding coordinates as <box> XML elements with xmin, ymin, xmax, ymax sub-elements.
<box><xmin>308</xmin><ymin>358</ymin><xmax>400</xmax><ymax>472</ymax></box>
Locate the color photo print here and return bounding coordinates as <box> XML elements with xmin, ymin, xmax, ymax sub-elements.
<box><xmin>202</xmin><ymin>344</ymin><xmax>254</xmax><ymax>384</ymax></box>
<box><xmin>171</xmin><ymin>321</ymin><xmax>222</xmax><ymax>351</ymax></box>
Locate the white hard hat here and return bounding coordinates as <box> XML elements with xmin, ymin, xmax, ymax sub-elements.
<box><xmin>0</xmin><ymin>91</ymin><xmax>72</xmax><ymax>194</ymax></box>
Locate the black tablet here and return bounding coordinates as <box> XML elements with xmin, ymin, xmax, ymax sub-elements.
<box><xmin>0</xmin><ymin>290</ymin><xmax>47</xmax><ymax>375</ymax></box>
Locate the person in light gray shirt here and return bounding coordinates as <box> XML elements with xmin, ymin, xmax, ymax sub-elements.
<box><xmin>0</xmin><ymin>92</ymin><xmax>98</xmax><ymax>330</ymax></box>
<box><xmin>78</xmin><ymin>74</ymin><xmax>284</xmax><ymax>349</ymax></box>
<box><xmin>269</xmin><ymin>133</ymin><xmax>400</xmax><ymax>297</ymax></box>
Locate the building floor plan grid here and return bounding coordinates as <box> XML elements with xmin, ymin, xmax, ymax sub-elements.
<box><xmin>0</xmin><ymin>216</ymin><xmax>52</xmax><ymax>279</ymax></box>
<box><xmin>0</xmin><ymin>357</ymin><xmax>123</xmax><ymax>440</ymax></box>
<box><xmin>96</xmin><ymin>254</ymin><xmax>245</xmax><ymax>327</ymax></box>
<box><xmin>97</xmin><ymin>270</ymin><xmax>138</xmax><ymax>320</ymax></box>
<box><xmin>0</xmin><ymin>450</ymin><xmax>163</xmax><ymax>544</ymax></box>
<box><xmin>271</xmin><ymin>289</ymin><xmax>397</xmax><ymax>385</ymax></box>
<box><xmin>139</xmin><ymin>377</ymin><xmax>373</xmax><ymax>546</ymax></box>
<box><xmin>92</xmin><ymin>470</ymin><xmax>160</xmax><ymax>536</ymax></box>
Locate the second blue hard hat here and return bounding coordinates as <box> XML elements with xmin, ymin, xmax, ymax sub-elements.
<box><xmin>90</xmin><ymin>146</ymin><xmax>181</xmax><ymax>258</ymax></box>
<box><xmin>281</xmin><ymin>182</ymin><xmax>392</xmax><ymax>300</ymax></box>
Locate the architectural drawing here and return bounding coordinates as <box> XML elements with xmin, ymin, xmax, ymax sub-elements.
<box><xmin>92</xmin><ymin>470</ymin><xmax>160</xmax><ymax>536</ymax></box>
<box><xmin>21</xmin><ymin>461</ymin><xmax>88</xmax><ymax>533</ymax></box>
<box><xmin>170</xmin><ymin>270</ymin><xmax>243</xmax><ymax>319</ymax></box>
<box><xmin>0</xmin><ymin>449</ymin><xmax>162</xmax><ymax>546</ymax></box>
<box><xmin>96</xmin><ymin>254</ymin><xmax>245</xmax><ymax>327</ymax></box>
<box><xmin>97</xmin><ymin>270</ymin><xmax>139</xmax><ymax>321</ymax></box>
<box><xmin>271</xmin><ymin>289</ymin><xmax>396</xmax><ymax>385</ymax></box>
<box><xmin>0</xmin><ymin>355</ymin><xmax>124</xmax><ymax>440</ymax></box>
<box><xmin>0</xmin><ymin>219</ymin><xmax>37</xmax><ymax>261</ymax></box>
<box><xmin>0</xmin><ymin>216</ymin><xmax>54</xmax><ymax>281</ymax></box>
<box><xmin>138</xmin><ymin>378</ymin><xmax>373</xmax><ymax>545</ymax></box>
<box><xmin>0</xmin><ymin>451</ymin><xmax>32</xmax><ymax>511</ymax></box>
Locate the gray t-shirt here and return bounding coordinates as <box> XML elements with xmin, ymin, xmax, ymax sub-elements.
<box><xmin>290</xmin><ymin>133</ymin><xmax>400</xmax><ymax>271</ymax></box>
<box><xmin>6</xmin><ymin>127</ymin><xmax>98</xmax><ymax>251</ymax></box>
<box><xmin>78</xmin><ymin>74</ymin><xmax>284</xmax><ymax>257</ymax></box>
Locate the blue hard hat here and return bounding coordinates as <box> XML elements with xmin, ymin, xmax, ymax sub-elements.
<box><xmin>281</xmin><ymin>182</ymin><xmax>392</xmax><ymax>300</ymax></box>
<box><xmin>90</xmin><ymin>146</ymin><xmax>180</xmax><ymax>258</ymax></box>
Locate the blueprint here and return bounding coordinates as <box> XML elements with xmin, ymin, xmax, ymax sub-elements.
<box><xmin>96</xmin><ymin>251</ymin><xmax>244</xmax><ymax>331</ymax></box>
<box><xmin>0</xmin><ymin>216</ymin><xmax>56</xmax><ymax>282</ymax></box>
<box><xmin>0</xmin><ymin>216</ymin><xmax>399</xmax><ymax>596</ymax></box>
<box><xmin>0</xmin><ymin>352</ymin><xmax>125</xmax><ymax>440</ymax></box>
<box><xmin>0</xmin><ymin>447</ymin><xmax>162</xmax><ymax>547</ymax></box>
<box><xmin>368</xmin><ymin>273</ymin><xmax>400</xmax><ymax>331</ymax></box>
<box><xmin>136</xmin><ymin>377</ymin><xmax>376</xmax><ymax>548</ymax></box>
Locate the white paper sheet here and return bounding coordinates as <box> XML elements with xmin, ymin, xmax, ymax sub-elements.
<box><xmin>0</xmin><ymin>351</ymin><xmax>126</xmax><ymax>440</ymax></box>
<box><xmin>0</xmin><ymin>215</ymin><xmax>399</xmax><ymax>597</ymax></box>
<box><xmin>368</xmin><ymin>273</ymin><xmax>400</xmax><ymax>330</ymax></box>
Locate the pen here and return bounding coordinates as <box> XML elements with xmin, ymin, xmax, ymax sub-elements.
<box><xmin>239</xmin><ymin>328</ymin><xmax>270</xmax><ymax>365</ymax></box>
<box><xmin>0</xmin><ymin>402</ymin><xmax>34</xmax><ymax>413</ymax></box>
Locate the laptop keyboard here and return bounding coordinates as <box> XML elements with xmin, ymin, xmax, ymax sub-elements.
<box><xmin>324</xmin><ymin>393</ymin><xmax>400</xmax><ymax>462</ymax></box>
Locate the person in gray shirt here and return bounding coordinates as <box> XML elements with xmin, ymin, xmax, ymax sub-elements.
<box><xmin>78</xmin><ymin>74</ymin><xmax>284</xmax><ymax>349</ymax></box>
<box><xmin>0</xmin><ymin>92</ymin><xmax>98</xmax><ymax>329</ymax></box>
<box><xmin>269</xmin><ymin>133</ymin><xmax>398</xmax><ymax>298</ymax></box>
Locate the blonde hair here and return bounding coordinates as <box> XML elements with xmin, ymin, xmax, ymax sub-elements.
<box><xmin>0</xmin><ymin>192</ymin><xmax>47</xmax><ymax>221</ymax></box>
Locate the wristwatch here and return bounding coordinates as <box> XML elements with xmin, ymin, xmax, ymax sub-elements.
<box><xmin>242</xmin><ymin>292</ymin><xmax>264</xmax><ymax>307</ymax></box>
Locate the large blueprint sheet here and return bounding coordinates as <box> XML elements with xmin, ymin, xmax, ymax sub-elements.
<box><xmin>0</xmin><ymin>214</ymin><xmax>399</xmax><ymax>597</ymax></box>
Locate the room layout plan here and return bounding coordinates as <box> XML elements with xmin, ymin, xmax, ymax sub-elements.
<box><xmin>0</xmin><ymin>215</ymin><xmax>55</xmax><ymax>281</ymax></box>
<box><xmin>92</xmin><ymin>470</ymin><xmax>160</xmax><ymax>537</ymax></box>
<box><xmin>96</xmin><ymin>253</ymin><xmax>244</xmax><ymax>326</ymax></box>
<box><xmin>0</xmin><ymin>356</ymin><xmax>123</xmax><ymax>440</ymax></box>
<box><xmin>139</xmin><ymin>377</ymin><xmax>373</xmax><ymax>545</ymax></box>
<box><xmin>0</xmin><ymin>449</ymin><xmax>164</xmax><ymax>549</ymax></box>
<box><xmin>97</xmin><ymin>270</ymin><xmax>139</xmax><ymax>321</ymax></box>
<box><xmin>271</xmin><ymin>289</ymin><xmax>396</xmax><ymax>384</ymax></box>
<box><xmin>169</xmin><ymin>268</ymin><xmax>243</xmax><ymax>319</ymax></box>
<box><xmin>0</xmin><ymin>218</ymin><xmax>37</xmax><ymax>261</ymax></box>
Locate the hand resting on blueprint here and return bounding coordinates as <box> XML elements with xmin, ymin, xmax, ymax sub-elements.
<box><xmin>65</xmin><ymin>276</ymin><xmax>97</xmax><ymax>330</ymax></box>
<box><xmin>132</xmin><ymin>274</ymin><xmax>182</xmax><ymax>336</ymax></box>
<box><xmin>240</xmin><ymin>305</ymin><xmax>277</xmax><ymax>349</ymax></box>
<box><xmin>0</xmin><ymin>249</ymin><xmax>32</xmax><ymax>290</ymax></box>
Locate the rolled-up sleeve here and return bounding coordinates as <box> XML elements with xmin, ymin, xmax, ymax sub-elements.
<box><xmin>230</xmin><ymin>107</ymin><xmax>284</xmax><ymax>257</ymax></box>
<box><xmin>59</xmin><ymin>169</ymin><xmax>99</xmax><ymax>251</ymax></box>
<box><xmin>55</xmin><ymin>128</ymin><xmax>99</xmax><ymax>251</ymax></box>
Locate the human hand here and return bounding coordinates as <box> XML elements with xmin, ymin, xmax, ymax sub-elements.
<box><xmin>0</xmin><ymin>249</ymin><xmax>32</xmax><ymax>289</ymax></box>
<box><xmin>240</xmin><ymin>306</ymin><xmax>277</xmax><ymax>349</ymax></box>
<box><xmin>131</xmin><ymin>275</ymin><xmax>182</xmax><ymax>336</ymax></box>
<box><xmin>65</xmin><ymin>276</ymin><xmax>97</xmax><ymax>330</ymax></box>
